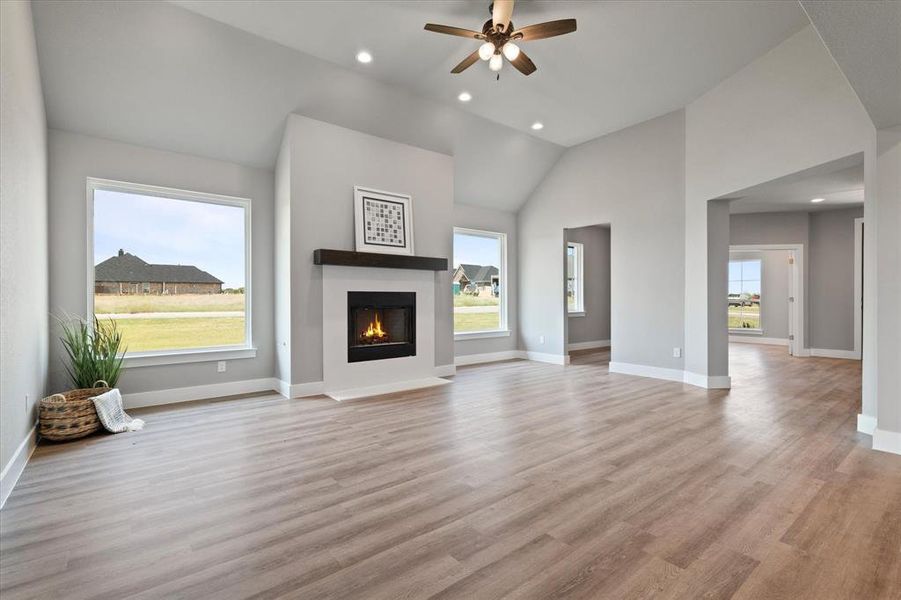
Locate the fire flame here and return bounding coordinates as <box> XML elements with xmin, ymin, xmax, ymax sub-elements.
<box><xmin>362</xmin><ymin>314</ymin><xmax>387</xmax><ymax>341</ymax></box>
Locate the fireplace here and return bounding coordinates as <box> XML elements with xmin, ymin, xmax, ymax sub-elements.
<box><xmin>347</xmin><ymin>291</ymin><xmax>416</xmax><ymax>363</ymax></box>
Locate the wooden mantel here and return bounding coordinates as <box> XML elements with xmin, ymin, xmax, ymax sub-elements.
<box><xmin>313</xmin><ymin>249</ymin><xmax>448</xmax><ymax>271</ymax></box>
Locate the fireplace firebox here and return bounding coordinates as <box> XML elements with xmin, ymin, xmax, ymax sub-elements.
<box><xmin>347</xmin><ymin>291</ymin><xmax>416</xmax><ymax>363</ymax></box>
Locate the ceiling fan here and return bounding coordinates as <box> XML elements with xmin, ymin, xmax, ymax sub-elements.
<box><xmin>424</xmin><ymin>0</ymin><xmax>577</xmax><ymax>76</ymax></box>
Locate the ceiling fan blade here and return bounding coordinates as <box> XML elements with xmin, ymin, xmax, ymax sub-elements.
<box><xmin>513</xmin><ymin>18</ymin><xmax>577</xmax><ymax>41</ymax></box>
<box><xmin>492</xmin><ymin>0</ymin><xmax>515</xmax><ymax>33</ymax></box>
<box><xmin>509</xmin><ymin>49</ymin><xmax>537</xmax><ymax>75</ymax></box>
<box><xmin>451</xmin><ymin>49</ymin><xmax>481</xmax><ymax>74</ymax></box>
<box><xmin>424</xmin><ymin>23</ymin><xmax>485</xmax><ymax>40</ymax></box>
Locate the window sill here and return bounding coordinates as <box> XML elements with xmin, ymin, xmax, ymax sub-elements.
<box><xmin>454</xmin><ymin>330</ymin><xmax>511</xmax><ymax>341</ymax></box>
<box><xmin>568</xmin><ymin>311</ymin><xmax>586</xmax><ymax>318</ymax></box>
<box><xmin>729</xmin><ymin>329</ymin><xmax>763</xmax><ymax>335</ymax></box>
<box><xmin>123</xmin><ymin>346</ymin><xmax>257</xmax><ymax>368</ymax></box>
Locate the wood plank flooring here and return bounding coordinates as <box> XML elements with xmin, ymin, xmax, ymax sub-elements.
<box><xmin>2</xmin><ymin>344</ymin><xmax>900</xmax><ymax>599</ymax></box>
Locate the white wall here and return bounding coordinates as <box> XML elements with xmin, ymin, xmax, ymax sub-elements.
<box><xmin>684</xmin><ymin>26</ymin><xmax>875</xmax><ymax>389</ymax></box>
<box><xmin>518</xmin><ymin>110</ymin><xmax>685</xmax><ymax>369</ymax></box>
<box><xmin>453</xmin><ymin>203</ymin><xmax>519</xmax><ymax>358</ymax></box>
<box><xmin>0</xmin><ymin>0</ymin><xmax>48</xmax><ymax>498</ymax></box>
<box><xmin>47</xmin><ymin>130</ymin><xmax>275</xmax><ymax>395</ymax></box>
<box><xmin>278</xmin><ymin>115</ymin><xmax>454</xmax><ymax>386</ymax></box>
<box><xmin>566</xmin><ymin>225</ymin><xmax>611</xmax><ymax>345</ymax></box>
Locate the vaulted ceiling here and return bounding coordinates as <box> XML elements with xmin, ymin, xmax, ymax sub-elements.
<box><xmin>33</xmin><ymin>1</ymin><xmax>812</xmax><ymax>211</ymax></box>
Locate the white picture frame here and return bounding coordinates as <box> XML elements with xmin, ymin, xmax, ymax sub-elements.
<box><xmin>353</xmin><ymin>186</ymin><xmax>414</xmax><ymax>256</ymax></box>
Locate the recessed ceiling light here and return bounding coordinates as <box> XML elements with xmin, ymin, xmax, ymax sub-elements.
<box><xmin>356</xmin><ymin>51</ymin><xmax>373</xmax><ymax>64</ymax></box>
<box><xmin>458</xmin><ymin>91</ymin><xmax>472</xmax><ymax>102</ymax></box>
<box><xmin>531</xmin><ymin>122</ymin><xmax>544</xmax><ymax>130</ymax></box>
<box><xmin>810</xmin><ymin>198</ymin><xmax>825</xmax><ymax>203</ymax></box>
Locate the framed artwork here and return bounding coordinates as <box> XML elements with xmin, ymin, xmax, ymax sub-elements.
<box><xmin>353</xmin><ymin>186</ymin><xmax>414</xmax><ymax>256</ymax></box>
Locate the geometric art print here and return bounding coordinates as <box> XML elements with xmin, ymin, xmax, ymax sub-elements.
<box><xmin>363</xmin><ymin>196</ymin><xmax>407</xmax><ymax>248</ymax></box>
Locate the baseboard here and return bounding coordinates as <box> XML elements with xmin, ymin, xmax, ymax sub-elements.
<box><xmin>567</xmin><ymin>340</ymin><xmax>611</xmax><ymax>351</ymax></box>
<box><xmin>857</xmin><ymin>413</ymin><xmax>877</xmax><ymax>435</ymax></box>
<box><xmin>123</xmin><ymin>378</ymin><xmax>279</xmax><ymax>409</ymax></box>
<box><xmin>810</xmin><ymin>348</ymin><xmax>861</xmax><ymax>360</ymax></box>
<box><xmin>326</xmin><ymin>377</ymin><xmax>451</xmax><ymax>401</ymax></box>
<box><xmin>434</xmin><ymin>364</ymin><xmax>456</xmax><ymax>377</ymax></box>
<box><xmin>729</xmin><ymin>335</ymin><xmax>789</xmax><ymax>346</ymax></box>
<box><xmin>287</xmin><ymin>380</ymin><xmax>325</xmax><ymax>398</ymax></box>
<box><xmin>683</xmin><ymin>371</ymin><xmax>732</xmax><ymax>389</ymax></box>
<box><xmin>873</xmin><ymin>428</ymin><xmax>901</xmax><ymax>456</ymax></box>
<box><xmin>0</xmin><ymin>425</ymin><xmax>37</xmax><ymax>510</ymax></box>
<box><xmin>610</xmin><ymin>362</ymin><xmax>732</xmax><ymax>390</ymax></box>
<box><xmin>524</xmin><ymin>351</ymin><xmax>570</xmax><ymax>365</ymax></box>
<box><xmin>455</xmin><ymin>350</ymin><xmax>524</xmax><ymax>366</ymax></box>
<box><xmin>609</xmin><ymin>361</ymin><xmax>684</xmax><ymax>384</ymax></box>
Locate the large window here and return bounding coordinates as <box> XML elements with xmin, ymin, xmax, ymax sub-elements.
<box><xmin>567</xmin><ymin>241</ymin><xmax>584</xmax><ymax>314</ymax></box>
<box><xmin>452</xmin><ymin>228</ymin><xmax>507</xmax><ymax>336</ymax></box>
<box><xmin>728</xmin><ymin>258</ymin><xmax>761</xmax><ymax>331</ymax></box>
<box><xmin>89</xmin><ymin>179</ymin><xmax>251</xmax><ymax>358</ymax></box>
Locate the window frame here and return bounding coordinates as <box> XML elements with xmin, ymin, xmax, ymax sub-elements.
<box><xmin>452</xmin><ymin>226</ymin><xmax>509</xmax><ymax>340</ymax></box>
<box><xmin>727</xmin><ymin>256</ymin><xmax>763</xmax><ymax>334</ymax></box>
<box><xmin>86</xmin><ymin>177</ymin><xmax>255</xmax><ymax>367</ymax></box>
<box><xmin>567</xmin><ymin>241</ymin><xmax>585</xmax><ymax>316</ymax></box>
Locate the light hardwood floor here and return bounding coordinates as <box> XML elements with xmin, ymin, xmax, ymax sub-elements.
<box><xmin>2</xmin><ymin>345</ymin><xmax>899</xmax><ymax>599</ymax></box>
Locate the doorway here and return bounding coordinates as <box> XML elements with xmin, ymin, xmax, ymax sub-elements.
<box><xmin>564</xmin><ymin>224</ymin><xmax>611</xmax><ymax>364</ymax></box>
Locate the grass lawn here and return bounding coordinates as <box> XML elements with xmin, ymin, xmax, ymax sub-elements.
<box><xmin>454</xmin><ymin>311</ymin><xmax>500</xmax><ymax>332</ymax></box>
<box><xmin>94</xmin><ymin>294</ymin><xmax>244</xmax><ymax>314</ymax></box>
<box><xmin>110</xmin><ymin>317</ymin><xmax>245</xmax><ymax>352</ymax></box>
<box><xmin>728</xmin><ymin>305</ymin><xmax>760</xmax><ymax>329</ymax></box>
<box><xmin>453</xmin><ymin>295</ymin><xmax>499</xmax><ymax>307</ymax></box>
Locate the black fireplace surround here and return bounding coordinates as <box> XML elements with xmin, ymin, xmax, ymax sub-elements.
<box><xmin>347</xmin><ymin>291</ymin><xmax>416</xmax><ymax>363</ymax></box>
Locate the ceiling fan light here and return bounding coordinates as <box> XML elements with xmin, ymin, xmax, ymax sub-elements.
<box><xmin>502</xmin><ymin>42</ymin><xmax>520</xmax><ymax>61</ymax></box>
<box><xmin>489</xmin><ymin>53</ymin><xmax>504</xmax><ymax>72</ymax></box>
<box><xmin>478</xmin><ymin>42</ymin><xmax>496</xmax><ymax>61</ymax></box>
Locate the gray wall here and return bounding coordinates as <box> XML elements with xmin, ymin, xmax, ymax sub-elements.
<box><xmin>566</xmin><ymin>225</ymin><xmax>611</xmax><ymax>345</ymax></box>
<box><xmin>47</xmin><ymin>130</ymin><xmax>275</xmax><ymax>394</ymax></box>
<box><xmin>809</xmin><ymin>207</ymin><xmax>863</xmax><ymax>351</ymax></box>
<box><xmin>1</xmin><ymin>0</ymin><xmax>49</xmax><ymax>476</ymax></box>
<box><xmin>453</xmin><ymin>203</ymin><xmax>519</xmax><ymax>357</ymax></box>
<box><xmin>519</xmin><ymin>110</ymin><xmax>685</xmax><ymax>369</ymax></box>
<box><xmin>729</xmin><ymin>250</ymin><xmax>791</xmax><ymax>340</ymax></box>
<box><xmin>279</xmin><ymin>115</ymin><xmax>454</xmax><ymax>384</ymax></box>
<box><xmin>730</xmin><ymin>207</ymin><xmax>863</xmax><ymax>351</ymax></box>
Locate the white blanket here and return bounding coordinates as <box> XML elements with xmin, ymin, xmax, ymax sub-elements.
<box><xmin>92</xmin><ymin>389</ymin><xmax>145</xmax><ymax>433</ymax></box>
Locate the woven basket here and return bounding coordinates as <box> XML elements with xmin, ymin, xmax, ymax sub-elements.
<box><xmin>39</xmin><ymin>380</ymin><xmax>110</xmax><ymax>441</ymax></box>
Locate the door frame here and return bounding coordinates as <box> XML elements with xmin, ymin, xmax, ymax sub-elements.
<box><xmin>853</xmin><ymin>218</ymin><xmax>864</xmax><ymax>360</ymax></box>
<box><xmin>729</xmin><ymin>244</ymin><xmax>805</xmax><ymax>356</ymax></box>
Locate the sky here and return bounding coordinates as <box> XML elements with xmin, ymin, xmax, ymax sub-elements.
<box><xmin>728</xmin><ymin>259</ymin><xmax>761</xmax><ymax>295</ymax></box>
<box><xmin>453</xmin><ymin>231</ymin><xmax>500</xmax><ymax>269</ymax></box>
<box><xmin>94</xmin><ymin>190</ymin><xmax>246</xmax><ymax>288</ymax></box>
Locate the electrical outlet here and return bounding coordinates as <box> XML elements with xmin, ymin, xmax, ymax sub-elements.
<box><xmin>217</xmin><ymin>361</ymin><xmax>227</xmax><ymax>373</ymax></box>
<box><xmin>673</xmin><ymin>347</ymin><xmax>682</xmax><ymax>358</ymax></box>
<box><xmin>539</xmin><ymin>335</ymin><xmax>545</xmax><ymax>345</ymax></box>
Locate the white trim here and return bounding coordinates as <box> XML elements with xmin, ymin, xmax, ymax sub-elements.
<box><xmin>566</xmin><ymin>241</ymin><xmax>585</xmax><ymax>314</ymax></box>
<box><xmin>857</xmin><ymin>413</ymin><xmax>877</xmax><ymax>435</ymax></box>
<box><xmin>568</xmin><ymin>311</ymin><xmax>586</xmax><ymax>318</ymax></box>
<box><xmin>1</xmin><ymin>426</ymin><xmax>37</xmax><ymax>510</ymax></box>
<box><xmin>122</xmin><ymin>378</ymin><xmax>277</xmax><ymax>409</ymax></box>
<box><xmin>730</xmin><ymin>244</ymin><xmax>804</xmax><ymax>357</ymax></box>
<box><xmin>567</xmin><ymin>340</ymin><xmax>611</xmax><ymax>351</ymax></box>
<box><xmin>853</xmin><ymin>218</ymin><xmax>863</xmax><ymax>360</ymax></box>
<box><xmin>434</xmin><ymin>364</ymin><xmax>456</xmax><ymax>377</ymax></box>
<box><xmin>609</xmin><ymin>362</ymin><xmax>732</xmax><ymax>390</ymax></box>
<box><xmin>454</xmin><ymin>329</ymin><xmax>511</xmax><ymax>341</ymax></box>
<box><xmin>326</xmin><ymin>377</ymin><xmax>451</xmax><ymax>401</ymax></box>
<box><xmin>86</xmin><ymin>177</ymin><xmax>254</xmax><ymax>355</ymax></box>
<box><xmin>729</xmin><ymin>335</ymin><xmax>789</xmax><ymax>346</ymax></box>
<box><xmin>525</xmin><ymin>351</ymin><xmax>570</xmax><ymax>365</ymax></box>
<box><xmin>873</xmin><ymin>428</ymin><xmax>901</xmax><ymax>456</ymax></box>
<box><xmin>455</xmin><ymin>350</ymin><xmax>524</xmax><ymax>366</ymax></box>
<box><xmin>810</xmin><ymin>348</ymin><xmax>861</xmax><ymax>360</ymax></box>
<box><xmin>286</xmin><ymin>381</ymin><xmax>325</xmax><ymax>398</ymax></box>
<box><xmin>609</xmin><ymin>361</ymin><xmax>684</xmax><ymax>383</ymax></box>
<box><xmin>453</xmin><ymin>227</ymin><xmax>508</xmax><ymax>334</ymax></box>
<box><xmin>123</xmin><ymin>346</ymin><xmax>257</xmax><ymax>368</ymax></box>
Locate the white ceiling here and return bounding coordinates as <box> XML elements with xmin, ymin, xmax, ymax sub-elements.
<box><xmin>801</xmin><ymin>0</ymin><xmax>901</xmax><ymax>129</ymax></box>
<box><xmin>171</xmin><ymin>0</ymin><xmax>810</xmax><ymax>147</ymax></box>
<box><xmin>726</xmin><ymin>153</ymin><xmax>864</xmax><ymax>214</ymax></box>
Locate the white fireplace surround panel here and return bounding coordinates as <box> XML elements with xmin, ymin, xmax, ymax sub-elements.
<box><xmin>322</xmin><ymin>265</ymin><xmax>441</xmax><ymax>398</ymax></box>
